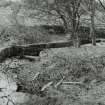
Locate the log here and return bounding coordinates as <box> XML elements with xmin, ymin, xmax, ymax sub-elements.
<box><xmin>62</xmin><ymin>81</ymin><xmax>83</xmax><ymax>85</ymax></box>
<box><xmin>0</xmin><ymin>41</ymin><xmax>73</xmax><ymax>63</ymax></box>
<box><xmin>21</xmin><ymin>55</ymin><xmax>40</xmax><ymax>61</ymax></box>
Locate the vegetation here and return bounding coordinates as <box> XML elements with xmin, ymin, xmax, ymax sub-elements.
<box><xmin>1</xmin><ymin>0</ymin><xmax>105</xmax><ymax>105</ymax></box>
<box><xmin>1</xmin><ymin>46</ymin><xmax>105</xmax><ymax>105</ymax></box>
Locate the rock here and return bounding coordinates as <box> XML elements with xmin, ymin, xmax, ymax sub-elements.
<box><xmin>0</xmin><ymin>92</ymin><xmax>38</xmax><ymax>105</ymax></box>
<box><xmin>9</xmin><ymin>92</ymin><xmax>36</xmax><ymax>105</ymax></box>
<box><xmin>0</xmin><ymin>98</ymin><xmax>9</xmax><ymax>105</ymax></box>
<box><xmin>0</xmin><ymin>72</ymin><xmax>17</xmax><ymax>96</ymax></box>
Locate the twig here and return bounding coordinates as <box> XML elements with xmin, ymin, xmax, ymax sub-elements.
<box><xmin>32</xmin><ymin>72</ymin><xmax>40</xmax><ymax>80</ymax></box>
<box><xmin>7</xmin><ymin>96</ymin><xmax>16</xmax><ymax>105</ymax></box>
<box><xmin>0</xmin><ymin>95</ymin><xmax>16</xmax><ymax>105</ymax></box>
<box><xmin>41</xmin><ymin>81</ymin><xmax>53</xmax><ymax>91</ymax></box>
<box><xmin>62</xmin><ymin>81</ymin><xmax>83</xmax><ymax>85</ymax></box>
<box><xmin>55</xmin><ymin>78</ymin><xmax>64</xmax><ymax>88</ymax></box>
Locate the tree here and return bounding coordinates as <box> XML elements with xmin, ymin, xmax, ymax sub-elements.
<box><xmin>23</xmin><ymin>0</ymin><xmax>82</xmax><ymax>47</ymax></box>
<box><xmin>80</xmin><ymin>0</ymin><xmax>97</xmax><ymax>45</ymax></box>
<box><xmin>69</xmin><ymin>0</ymin><xmax>81</xmax><ymax>47</ymax></box>
<box><xmin>90</xmin><ymin>0</ymin><xmax>96</xmax><ymax>45</ymax></box>
<box><xmin>47</xmin><ymin>0</ymin><xmax>83</xmax><ymax>47</ymax></box>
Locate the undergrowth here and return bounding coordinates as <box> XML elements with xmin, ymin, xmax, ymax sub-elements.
<box><xmin>0</xmin><ymin>25</ymin><xmax>51</xmax><ymax>46</ymax></box>
<box><xmin>1</xmin><ymin>48</ymin><xmax>105</xmax><ymax>105</ymax></box>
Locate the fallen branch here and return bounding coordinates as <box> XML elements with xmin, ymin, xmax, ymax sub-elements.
<box><xmin>55</xmin><ymin>79</ymin><xmax>64</xmax><ymax>88</ymax></box>
<box><xmin>62</xmin><ymin>81</ymin><xmax>83</xmax><ymax>85</ymax></box>
<box><xmin>20</xmin><ymin>55</ymin><xmax>40</xmax><ymax>61</ymax></box>
<box><xmin>41</xmin><ymin>81</ymin><xmax>53</xmax><ymax>91</ymax></box>
<box><xmin>32</xmin><ymin>72</ymin><xmax>40</xmax><ymax>81</ymax></box>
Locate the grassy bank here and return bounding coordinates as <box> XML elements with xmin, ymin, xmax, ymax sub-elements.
<box><xmin>1</xmin><ymin>44</ymin><xmax>105</xmax><ymax>104</ymax></box>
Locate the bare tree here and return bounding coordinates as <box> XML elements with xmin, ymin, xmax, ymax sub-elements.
<box><xmin>47</xmin><ymin>0</ymin><xmax>83</xmax><ymax>47</ymax></box>
<box><xmin>80</xmin><ymin>0</ymin><xmax>97</xmax><ymax>45</ymax></box>
<box><xmin>23</xmin><ymin>0</ymin><xmax>82</xmax><ymax>47</ymax></box>
<box><xmin>69</xmin><ymin>0</ymin><xmax>81</xmax><ymax>47</ymax></box>
<box><xmin>90</xmin><ymin>0</ymin><xmax>96</xmax><ymax>45</ymax></box>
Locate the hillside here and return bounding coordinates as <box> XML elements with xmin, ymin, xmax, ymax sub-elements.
<box><xmin>0</xmin><ymin>42</ymin><xmax>105</xmax><ymax>105</ymax></box>
<box><xmin>0</xmin><ymin>0</ymin><xmax>105</xmax><ymax>105</ymax></box>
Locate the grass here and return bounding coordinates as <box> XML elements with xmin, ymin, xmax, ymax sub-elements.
<box><xmin>1</xmin><ymin>44</ymin><xmax>105</xmax><ymax>105</ymax></box>
<box><xmin>1</xmin><ymin>25</ymin><xmax>105</xmax><ymax>104</ymax></box>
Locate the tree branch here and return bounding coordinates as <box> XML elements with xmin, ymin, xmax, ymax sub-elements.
<box><xmin>98</xmin><ymin>0</ymin><xmax>105</xmax><ymax>11</ymax></box>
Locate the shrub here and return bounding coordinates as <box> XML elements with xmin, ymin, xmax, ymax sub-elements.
<box><xmin>41</xmin><ymin>25</ymin><xmax>65</xmax><ymax>34</ymax></box>
<box><xmin>0</xmin><ymin>25</ymin><xmax>51</xmax><ymax>45</ymax></box>
<box><xmin>17</xmin><ymin>26</ymin><xmax>51</xmax><ymax>45</ymax></box>
<box><xmin>0</xmin><ymin>26</ymin><xmax>20</xmax><ymax>45</ymax></box>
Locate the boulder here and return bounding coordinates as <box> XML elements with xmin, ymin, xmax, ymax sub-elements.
<box><xmin>0</xmin><ymin>72</ymin><xmax>37</xmax><ymax>105</ymax></box>
<box><xmin>0</xmin><ymin>72</ymin><xmax>17</xmax><ymax>97</ymax></box>
<box><xmin>0</xmin><ymin>92</ymin><xmax>37</xmax><ymax>105</ymax></box>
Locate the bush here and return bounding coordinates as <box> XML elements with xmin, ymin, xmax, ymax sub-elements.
<box><xmin>78</xmin><ymin>26</ymin><xmax>105</xmax><ymax>44</ymax></box>
<box><xmin>0</xmin><ymin>26</ymin><xmax>20</xmax><ymax>45</ymax></box>
<box><xmin>17</xmin><ymin>26</ymin><xmax>51</xmax><ymax>45</ymax></box>
<box><xmin>41</xmin><ymin>25</ymin><xmax>65</xmax><ymax>34</ymax></box>
<box><xmin>0</xmin><ymin>25</ymin><xmax>51</xmax><ymax>45</ymax></box>
<box><xmin>96</xmin><ymin>28</ymin><xmax>105</xmax><ymax>38</ymax></box>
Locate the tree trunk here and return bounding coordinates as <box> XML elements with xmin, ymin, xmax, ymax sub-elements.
<box><xmin>70</xmin><ymin>0</ymin><xmax>80</xmax><ymax>48</ymax></box>
<box><xmin>63</xmin><ymin>18</ymin><xmax>69</xmax><ymax>33</ymax></box>
<box><xmin>71</xmin><ymin>15</ymin><xmax>80</xmax><ymax>48</ymax></box>
<box><xmin>90</xmin><ymin>0</ymin><xmax>96</xmax><ymax>46</ymax></box>
<box><xmin>72</xmin><ymin>32</ymin><xmax>80</xmax><ymax>48</ymax></box>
